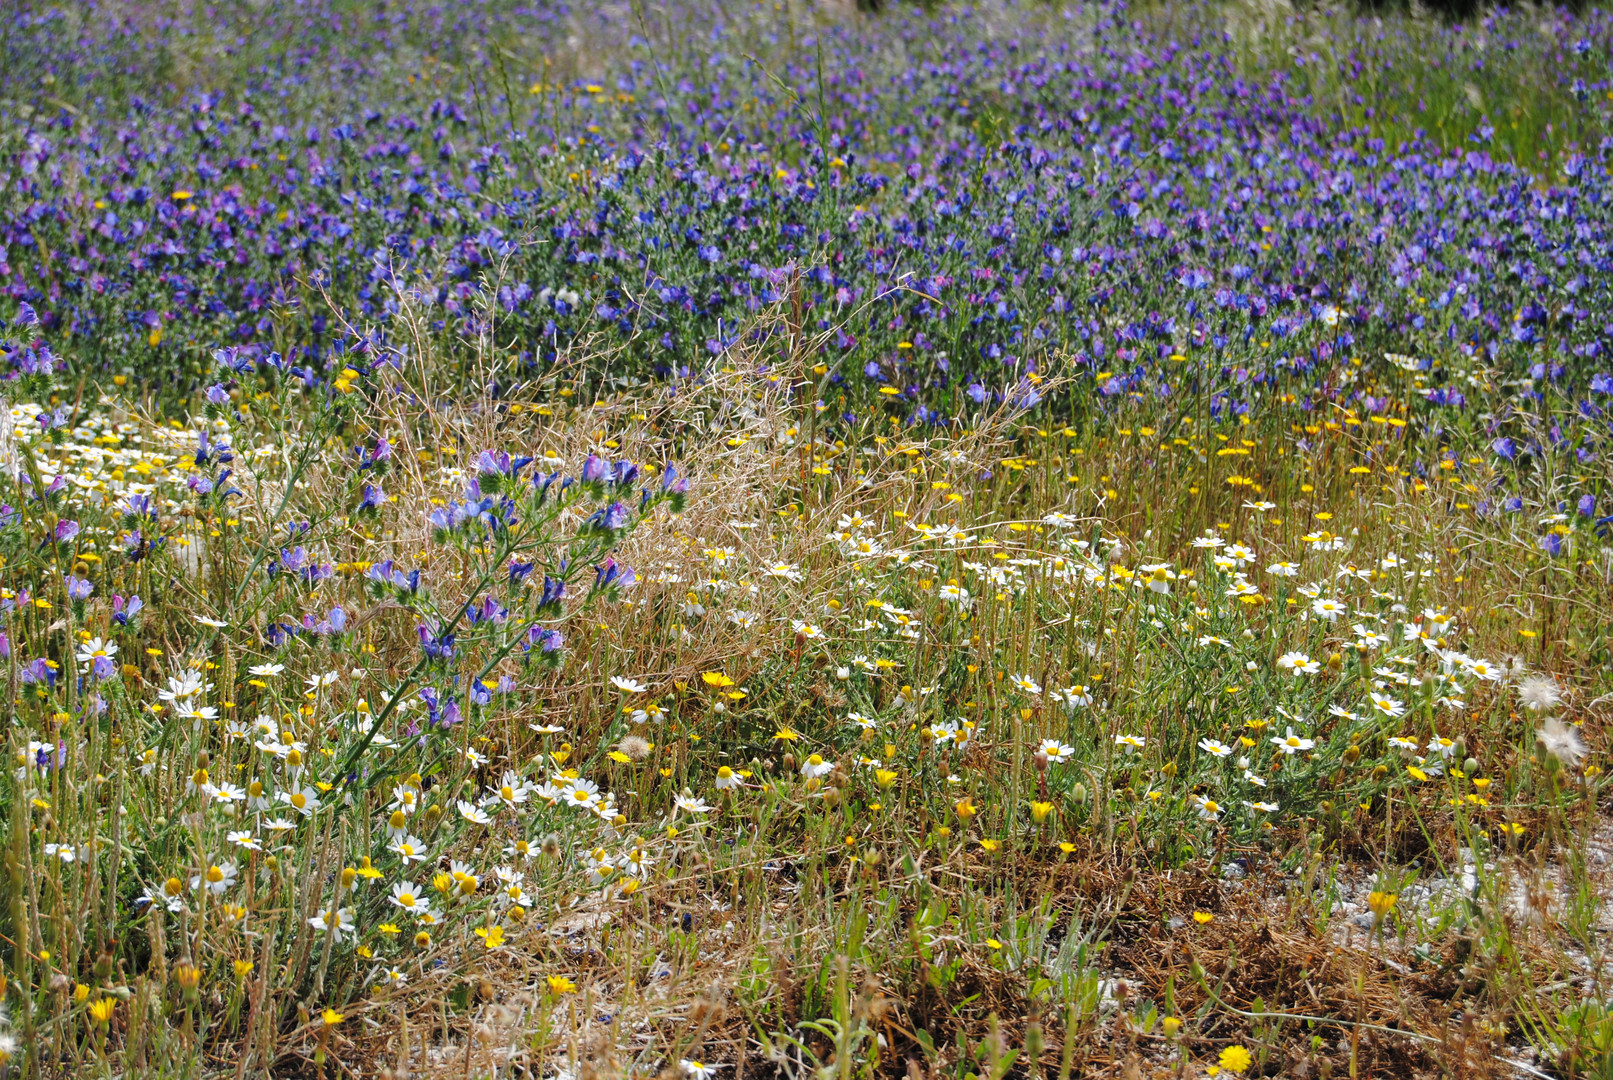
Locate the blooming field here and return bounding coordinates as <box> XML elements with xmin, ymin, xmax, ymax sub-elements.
<box><xmin>2</xmin><ymin>1</ymin><xmax>1613</xmax><ymax>1078</ymax></box>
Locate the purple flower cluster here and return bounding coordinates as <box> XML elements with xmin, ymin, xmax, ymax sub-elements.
<box><xmin>0</xmin><ymin>0</ymin><xmax>1609</xmax><ymax>431</ymax></box>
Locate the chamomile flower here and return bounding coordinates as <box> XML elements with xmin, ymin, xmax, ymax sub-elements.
<box><xmin>673</xmin><ymin>791</ymin><xmax>712</xmax><ymax>815</ymax></box>
<box><xmin>1369</xmin><ymin>692</ymin><xmax>1406</xmax><ymax>718</ymax></box>
<box><xmin>389</xmin><ymin>834</ymin><xmax>429</xmax><ymax>864</ymax></box>
<box><xmin>277</xmin><ymin>783</ymin><xmax>321</xmax><ymax>818</ymax></box>
<box><xmin>1426</xmin><ymin>735</ymin><xmax>1457</xmax><ymax>759</ymax></box>
<box><xmin>1270</xmin><ymin>728</ymin><xmax>1314</xmax><ymax>755</ymax></box>
<box><xmin>1198</xmin><ymin>738</ymin><xmax>1233</xmax><ymax>759</ymax></box>
<box><xmin>76</xmin><ymin>636</ymin><xmax>118</xmax><ymax>673</ymax></box>
<box><xmin>583</xmin><ymin>847</ymin><xmax>618</xmax><ymax>885</ymax></box>
<box><xmin>190</xmin><ymin>862</ymin><xmax>238</xmax><ymax>895</ymax></box>
<box><xmin>1277</xmin><ymin>651</ymin><xmax>1319</xmax><ymax>676</ymax></box>
<box><xmin>389</xmin><ymin>882</ymin><xmax>433</xmax><ymax>918</ymax></box>
<box><xmin>308</xmin><ymin>906</ymin><xmax>356</xmax><ymax>940</ymax></box>
<box><xmin>560</xmin><ymin>779</ymin><xmax>602</xmax><ymax>811</ymax></box>
<box><xmin>448</xmin><ymin>861</ymin><xmax>480</xmax><ymax>895</ymax></box>
<box><xmin>482</xmin><ymin>771</ymin><xmax>533</xmax><ymax>812</ymax></box>
<box><xmin>801</xmin><ymin>754</ymin><xmax>834</xmax><ymax>779</ymax></box>
<box><xmin>1059</xmin><ymin>685</ymin><xmax>1093</xmax><ymax>709</ymax></box>
<box><xmin>1037</xmin><ymin>739</ymin><xmax>1075</xmax><ymax>763</ymax></box>
<box><xmin>1141</xmin><ymin>563</ymin><xmax>1175</xmax><ymax>593</ymax></box>
<box><xmin>1311</xmin><ymin>597</ymin><xmax>1347</xmax><ymax>621</ymax></box>
<box><xmin>622</xmin><ymin>845</ymin><xmax>656</xmax><ymax>878</ymax></box>
<box><xmin>157</xmin><ymin>671</ymin><xmax>207</xmax><ymax>704</ymax></box>
<box><xmin>304</xmin><ymin>670</ymin><xmax>340</xmax><ymax>694</ymax></box>
<box><xmin>390</xmin><ymin>785</ymin><xmax>422</xmax><ymax>814</ymax></box>
<box><xmin>227</xmin><ymin>830</ymin><xmax>261</xmax><ymax>851</ymax></box>
<box><xmin>457</xmin><ymin>800</ymin><xmax>492</xmax><ymax>825</ymax></box>
<box><xmin>1223</xmin><ymin>543</ymin><xmax>1255</xmax><ymax>567</ymax></box>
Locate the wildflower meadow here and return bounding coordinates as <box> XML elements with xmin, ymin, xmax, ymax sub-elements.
<box><xmin>1</xmin><ymin>0</ymin><xmax>1612</xmax><ymax>1077</ymax></box>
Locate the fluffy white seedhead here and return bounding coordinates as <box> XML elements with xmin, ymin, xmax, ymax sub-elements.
<box><xmin>1537</xmin><ymin>716</ymin><xmax>1587</xmax><ymax>769</ymax></box>
<box><xmin>1517</xmin><ymin>673</ymin><xmax>1561</xmax><ymax>714</ymax></box>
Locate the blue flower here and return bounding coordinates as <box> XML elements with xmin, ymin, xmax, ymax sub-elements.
<box><xmin>417</xmin><ymin>622</ymin><xmax>456</xmax><ymax>660</ymax></box>
<box><xmin>111</xmin><ymin>594</ymin><xmax>143</xmax><ymax>627</ymax></box>
<box><xmin>539</xmin><ymin>575</ymin><xmax>566</xmax><ymax>608</ymax></box>
<box><xmin>594</xmin><ymin>556</ymin><xmax>635</xmax><ymax>590</ymax></box>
